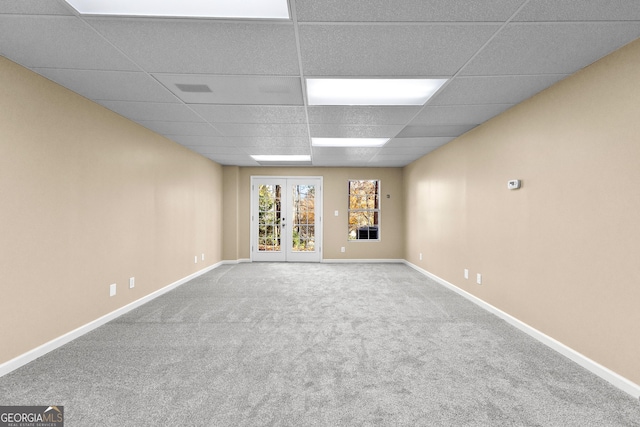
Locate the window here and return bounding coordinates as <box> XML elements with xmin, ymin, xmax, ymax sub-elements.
<box><xmin>348</xmin><ymin>180</ymin><xmax>380</xmax><ymax>240</ymax></box>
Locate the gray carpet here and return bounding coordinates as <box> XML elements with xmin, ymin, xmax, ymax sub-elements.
<box><xmin>1</xmin><ymin>263</ymin><xmax>638</xmax><ymax>426</ymax></box>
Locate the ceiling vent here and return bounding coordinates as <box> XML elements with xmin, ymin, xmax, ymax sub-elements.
<box><xmin>175</xmin><ymin>83</ymin><xmax>212</xmax><ymax>93</ymax></box>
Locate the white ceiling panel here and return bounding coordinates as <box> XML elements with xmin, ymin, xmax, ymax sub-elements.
<box><xmin>214</xmin><ymin>124</ymin><xmax>309</xmax><ymax>137</ymax></box>
<box><xmin>87</xmin><ymin>19</ymin><xmax>300</xmax><ymax>75</ymax></box>
<box><xmin>295</xmin><ymin>0</ymin><xmax>526</xmax><ymax>22</ymax></box>
<box><xmin>409</xmin><ymin>104</ymin><xmax>514</xmax><ymax>126</ymax></box>
<box><xmin>191</xmin><ymin>105</ymin><xmax>307</xmax><ymax>124</ymax></box>
<box><xmin>137</xmin><ymin>121</ymin><xmax>222</xmax><ymax>137</ymax></box>
<box><xmin>396</xmin><ymin>124</ymin><xmax>477</xmax><ymax>138</ymax></box>
<box><xmin>514</xmin><ymin>0</ymin><xmax>640</xmax><ymax>21</ymax></box>
<box><xmin>307</xmin><ymin>106</ymin><xmax>420</xmax><ymax>125</ymax></box>
<box><xmin>309</xmin><ymin>124</ymin><xmax>404</xmax><ymax>138</ymax></box>
<box><xmin>153</xmin><ymin>74</ymin><xmax>304</xmax><ymax>105</ymax></box>
<box><xmin>32</xmin><ymin>69</ymin><xmax>179</xmax><ymax>103</ymax></box>
<box><xmin>0</xmin><ymin>16</ymin><xmax>137</xmax><ymax>70</ymax></box>
<box><xmin>97</xmin><ymin>101</ymin><xmax>204</xmax><ymax>122</ymax></box>
<box><xmin>430</xmin><ymin>75</ymin><xmax>569</xmax><ymax>106</ymax></box>
<box><xmin>0</xmin><ymin>0</ymin><xmax>74</xmax><ymax>15</ymax></box>
<box><xmin>241</xmin><ymin>146</ymin><xmax>311</xmax><ymax>156</ymax></box>
<box><xmin>186</xmin><ymin>146</ymin><xmax>243</xmax><ymax>155</ymax></box>
<box><xmin>171</xmin><ymin>136</ymin><xmax>311</xmax><ymax>148</ymax></box>
<box><xmin>299</xmin><ymin>24</ymin><xmax>500</xmax><ymax>76</ymax></box>
<box><xmin>461</xmin><ymin>23</ymin><xmax>640</xmax><ymax>76</ymax></box>
<box><xmin>312</xmin><ymin>147</ymin><xmax>381</xmax><ymax>166</ymax></box>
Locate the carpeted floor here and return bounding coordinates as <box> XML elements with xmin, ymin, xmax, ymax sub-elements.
<box><xmin>1</xmin><ymin>263</ymin><xmax>639</xmax><ymax>426</ymax></box>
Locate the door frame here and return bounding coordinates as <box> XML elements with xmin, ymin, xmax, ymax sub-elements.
<box><xmin>250</xmin><ymin>176</ymin><xmax>323</xmax><ymax>262</ymax></box>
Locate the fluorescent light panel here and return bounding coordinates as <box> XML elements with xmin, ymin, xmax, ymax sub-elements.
<box><xmin>252</xmin><ymin>155</ymin><xmax>311</xmax><ymax>162</ymax></box>
<box><xmin>312</xmin><ymin>138</ymin><xmax>389</xmax><ymax>148</ymax></box>
<box><xmin>63</xmin><ymin>0</ymin><xmax>290</xmax><ymax>19</ymax></box>
<box><xmin>306</xmin><ymin>78</ymin><xmax>447</xmax><ymax>106</ymax></box>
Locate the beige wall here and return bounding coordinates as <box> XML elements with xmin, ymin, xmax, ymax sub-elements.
<box><xmin>229</xmin><ymin>167</ymin><xmax>404</xmax><ymax>261</ymax></box>
<box><xmin>0</xmin><ymin>58</ymin><xmax>224</xmax><ymax>365</ymax></box>
<box><xmin>404</xmin><ymin>39</ymin><xmax>640</xmax><ymax>385</ymax></box>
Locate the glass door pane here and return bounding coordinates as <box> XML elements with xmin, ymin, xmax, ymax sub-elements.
<box><xmin>291</xmin><ymin>184</ymin><xmax>315</xmax><ymax>252</ymax></box>
<box><xmin>258</xmin><ymin>184</ymin><xmax>282</xmax><ymax>253</ymax></box>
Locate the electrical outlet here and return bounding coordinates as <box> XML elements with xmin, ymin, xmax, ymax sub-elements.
<box><xmin>201</xmin><ymin>253</ymin><xmax>205</xmax><ymax>261</ymax></box>
<box><xmin>194</xmin><ymin>255</ymin><xmax>198</xmax><ymax>264</ymax></box>
<box><xmin>341</xmin><ymin>247</ymin><xmax>345</xmax><ymax>253</ymax></box>
<box><xmin>477</xmin><ymin>273</ymin><xmax>482</xmax><ymax>285</ymax></box>
<box><xmin>110</xmin><ymin>283</ymin><xmax>116</xmax><ymax>297</ymax></box>
<box><xmin>419</xmin><ymin>253</ymin><xmax>423</xmax><ymax>261</ymax></box>
<box><xmin>129</xmin><ymin>277</ymin><xmax>135</xmax><ymax>289</ymax></box>
<box><xmin>464</xmin><ymin>269</ymin><xmax>469</xmax><ymax>279</ymax></box>
<box><xmin>334</xmin><ymin>210</ymin><xmax>339</xmax><ymax>216</ymax></box>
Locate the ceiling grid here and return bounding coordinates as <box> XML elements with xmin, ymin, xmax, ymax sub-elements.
<box><xmin>1</xmin><ymin>0</ymin><xmax>639</xmax><ymax>166</ymax></box>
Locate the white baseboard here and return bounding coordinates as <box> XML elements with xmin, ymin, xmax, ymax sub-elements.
<box><xmin>0</xmin><ymin>261</ymin><xmax>224</xmax><ymax>378</ymax></box>
<box><xmin>404</xmin><ymin>261</ymin><xmax>640</xmax><ymax>400</ymax></box>
<box><xmin>322</xmin><ymin>258</ymin><xmax>404</xmax><ymax>264</ymax></box>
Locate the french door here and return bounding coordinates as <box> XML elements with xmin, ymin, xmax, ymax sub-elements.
<box><xmin>251</xmin><ymin>177</ymin><xmax>322</xmax><ymax>262</ymax></box>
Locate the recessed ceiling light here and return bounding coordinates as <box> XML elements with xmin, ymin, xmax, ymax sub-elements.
<box><xmin>306</xmin><ymin>78</ymin><xmax>447</xmax><ymax>106</ymax></box>
<box><xmin>63</xmin><ymin>0</ymin><xmax>290</xmax><ymax>19</ymax></box>
<box><xmin>312</xmin><ymin>138</ymin><xmax>389</xmax><ymax>147</ymax></box>
<box><xmin>251</xmin><ymin>155</ymin><xmax>311</xmax><ymax>162</ymax></box>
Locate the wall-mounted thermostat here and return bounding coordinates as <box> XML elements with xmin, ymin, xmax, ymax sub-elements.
<box><xmin>507</xmin><ymin>179</ymin><xmax>521</xmax><ymax>190</ymax></box>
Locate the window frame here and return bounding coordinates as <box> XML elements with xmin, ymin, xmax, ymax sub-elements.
<box><xmin>347</xmin><ymin>179</ymin><xmax>381</xmax><ymax>241</ymax></box>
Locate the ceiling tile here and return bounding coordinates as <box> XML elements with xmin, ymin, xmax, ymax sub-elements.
<box><xmin>191</xmin><ymin>105</ymin><xmax>307</xmax><ymax>124</ymax></box>
<box><xmin>312</xmin><ymin>147</ymin><xmax>381</xmax><ymax>166</ymax></box>
<box><xmin>137</xmin><ymin>121</ymin><xmax>222</xmax><ymax>137</ymax></box>
<box><xmin>514</xmin><ymin>0</ymin><xmax>640</xmax><ymax>21</ymax></box>
<box><xmin>214</xmin><ymin>123</ymin><xmax>309</xmax><ymax>137</ymax></box>
<box><xmin>408</xmin><ymin>104</ymin><xmax>514</xmax><ymax>126</ymax></box>
<box><xmin>461</xmin><ymin>22</ymin><xmax>640</xmax><ymax>76</ymax></box>
<box><xmin>0</xmin><ymin>0</ymin><xmax>74</xmax><ymax>15</ymax></box>
<box><xmin>396</xmin><ymin>124</ymin><xmax>476</xmax><ymax>138</ymax></box>
<box><xmin>97</xmin><ymin>101</ymin><xmax>204</xmax><ymax>122</ymax></box>
<box><xmin>170</xmin><ymin>136</ymin><xmax>310</xmax><ymax>148</ymax></box>
<box><xmin>309</xmin><ymin>124</ymin><xmax>404</xmax><ymax>138</ymax></box>
<box><xmin>299</xmin><ymin>23</ymin><xmax>500</xmax><ymax>76</ymax></box>
<box><xmin>430</xmin><ymin>74</ymin><xmax>568</xmax><ymax>105</ymax></box>
<box><xmin>295</xmin><ymin>0</ymin><xmax>526</xmax><ymax>22</ymax></box>
<box><xmin>385</xmin><ymin>137</ymin><xmax>454</xmax><ymax>148</ymax></box>
<box><xmin>0</xmin><ymin>16</ymin><xmax>137</xmax><ymax>70</ymax></box>
<box><xmin>242</xmin><ymin>146</ymin><xmax>311</xmax><ymax>156</ymax></box>
<box><xmin>153</xmin><ymin>74</ymin><xmax>303</xmax><ymax>105</ymax></box>
<box><xmin>32</xmin><ymin>69</ymin><xmax>179</xmax><ymax>103</ymax></box>
<box><xmin>88</xmin><ymin>19</ymin><xmax>300</xmax><ymax>75</ymax></box>
<box><xmin>307</xmin><ymin>106</ymin><xmax>420</xmax><ymax>125</ymax></box>
<box><xmin>186</xmin><ymin>146</ymin><xmax>243</xmax><ymax>155</ymax></box>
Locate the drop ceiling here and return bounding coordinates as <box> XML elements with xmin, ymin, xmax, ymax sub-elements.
<box><xmin>1</xmin><ymin>0</ymin><xmax>639</xmax><ymax>167</ymax></box>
